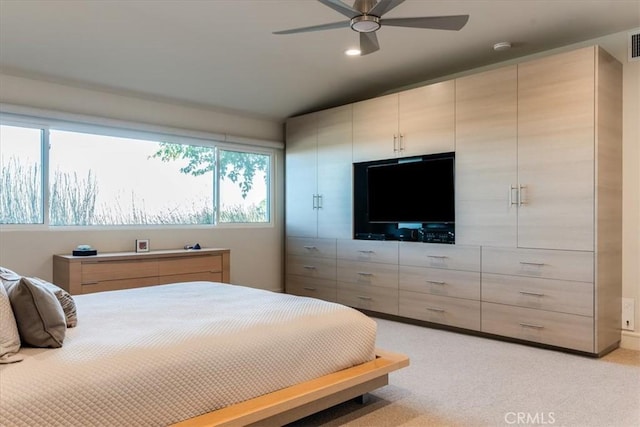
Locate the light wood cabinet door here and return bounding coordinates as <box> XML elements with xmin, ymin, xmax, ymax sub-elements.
<box><xmin>316</xmin><ymin>105</ymin><xmax>353</xmax><ymax>239</ymax></box>
<box><xmin>517</xmin><ymin>46</ymin><xmax>595</xmax><ymax>251</ymax></box>
<box><xmin>285</xmin><ymin>113</ymin><xmax>318</xmax><ymax>238</ymax></box>
<box><xmin>399</xmin><ymin>80</ymin><xmax>455</xmax><ymax>157</ymax></box>
<box><xmin>352</xmin><ymin>93</ymin><xmax>398</xmax><ymax>162</ymax></box>
<box><xmin>455</xmin><ymin>66</ymin><xmax>518</xmax><ymax>247</ymax></box>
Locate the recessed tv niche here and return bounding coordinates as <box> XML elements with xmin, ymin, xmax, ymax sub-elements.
<box><xmin>353</xmin><ymin>152</ymin><xmax>455</xmax><ymax>243</ymax></box>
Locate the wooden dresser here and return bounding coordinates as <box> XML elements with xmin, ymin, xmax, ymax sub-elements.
<box><xmin>53</xmin><ymin>248</ymin><xmax>230</xmax><ymax>295</ymax></box>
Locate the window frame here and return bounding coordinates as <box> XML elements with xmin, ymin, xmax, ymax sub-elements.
<box><xmin>0</xmin><ymin>113</ymin><xmax>277</xmax><ymax>230</ymax></box>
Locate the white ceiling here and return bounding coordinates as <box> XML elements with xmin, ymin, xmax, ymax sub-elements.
<box><xmin>1</xmin><ymin>0</ymin><xmax>639</xmax><ymax>122</ymax></box>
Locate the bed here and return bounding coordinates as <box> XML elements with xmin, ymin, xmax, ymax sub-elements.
<box><xmin>1</xmin><ymin>281</ymin><xmax>408</xmax><ymax>426</ymax></box>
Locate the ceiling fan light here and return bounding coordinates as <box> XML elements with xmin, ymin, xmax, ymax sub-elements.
<box><xmin>350</xmin><ymin>15</ymin><xmax>381</xmax><ymax>33</ymax></box>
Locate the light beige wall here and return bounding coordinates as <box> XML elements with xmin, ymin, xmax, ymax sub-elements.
<box><xmin>0</xmin><ymin>74</ymin><xmax>285</xmax><ymax>292</ymax></box>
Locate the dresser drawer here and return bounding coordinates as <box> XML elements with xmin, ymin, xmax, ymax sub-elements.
<box><xmin>287</xmin><ymin>255</ymin><xmax>336</xmax><ymax>280</ymax></box>
<box><xmin>399</xmin><ymin>266</ymin><xmax>480</xmax><ymax>300</ymax></box>
<box><xmin>82</xmin><ymin>259</ymin><xmax>158</xmax><ymax>282</ymax></box>
<box><xmin>482</xmin><ymin>273</ymin><xmax>593</xmax><ymax>316</ymax></box>
<box><xmin>158</xmin><ymin>271</ymin><xmax>223</xmax><ymax>285</ymax></box>
<box><xmin>337</xmin><ymin>282</ymin><xmax>398</xmax><ymax>315</ymax></box>
<box><xmin>158</xmin><ymin>254</ymin><xmax>221</xmax><ymax>276</ymax></box>
<box><xmin>337</xmin><ymin>240</ymin><xmax>398</xmax><ymax>264</ymax></box>
<box><xmin>337</xmin><ymin>260</ymin><xmax>398</xmax><ymax>289</ymax></box>
<box><xmin>481</xmin><ymin>302</ymin><xmax>594</xmax><ymax>352</ymax></box>
<box><xmin>399</xmin><ymin>291</ymin><xmax>480</xmax><ymax>330</ymax></box>
<box><xmin>81</xmin><ymin>277</ymin><xmax>159</xmax><ymax>294</ymax></box>
<box><xmin>287</xmin><ymin>237</ymin><xmax>337</xmax><ymax>258</ymax></box>
<box><xmin>482</xmin><ymin>247</ymin><xmax>593</xmax><ymax>282</ymax></box>
<box><xmin>286</xmin><ymin>276</ymin><xmax>337</xmax><ymax>302</ymax></box>
<box><xmin>399</xmin><ymin>242</ymin><xmax>480</xmax><ymax>272</ymax></box>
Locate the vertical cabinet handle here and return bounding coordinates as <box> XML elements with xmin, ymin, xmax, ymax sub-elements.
<box><xmin>399</xmin><ymin>134</ymin><xmax>404</xmax><ymax>152</ymax></box>
<box><xmin>519</xmin><ymin>185</ymin><xmax>527</xmax><ymax>206</ymax></box>
<box><xmin>509</xmin><ymin>185</ymin><xmax>518</xmax><ymax>206</ymax></box>
<box><xmin>317</xmin><ymin>194</ymin><xmax>323</xmax><ymax>209</ymax></box>
<box><xmin>312</xmin><ymin>194</ymin><xmax>317</xmax><ymax>209</ymax></box>
<box><xmin>393</xmin><ymin>134</ymin><xmax>398</xmax><ymax>152</ymax></box>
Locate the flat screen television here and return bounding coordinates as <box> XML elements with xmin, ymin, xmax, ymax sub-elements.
<box><xmin>353</xmin><ymin>152</ymin><xmax>455</xmax><ymax>241</ymax></box>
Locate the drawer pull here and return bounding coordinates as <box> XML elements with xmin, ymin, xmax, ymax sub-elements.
<box><xmin>357</xmin><ymin>272</ymin><xmax>373</xmax><ymax>276</ymax></box>
<box><xmin>427</xmin><ymin>255</ymin><xmax>447</xmax><ymax>259</ymax></box>
<box><xmin>519</xmin><ymin>290</ymin><xmax>545</xmax><ymax>297</ymax></box>
<box><xmin>303</xmin><ymin>287</ymin><xmax>317</xmax><ymax>291</ymax></box>
<box><xmin>302</xmin><ymin>265</ymin><xmax>317</xmax><ymax>270</ymax></box>
<box><xmin>303</xmin><ymin>246</ymin><xmax>317</xmax><ymax>250</ymax></box>
<box><xmin>357</xmin><ymin>295</ymin><xmax>372</xmax><ymax>300</ymax></box>
<box><xmin>520</xmin><ymin>261</ymin><xmax>545</xmax><ymax>266</ymax></box>
<box><xmin>358</xmin><ymin>250</ymin><xmax>375</xmax><ymax>254</ymax></box>
<box><xmin>82</xmin><ymin>281</ymin><xmax>99</xmax><ymax>286</ymax></box>
<box><xmin>519</xmin><ymin>322</ymin><xmax>544</xmax><ymax>330</ymax></box>
<box><xmin>426</xmin><ymin>280</ymin><xmax>446</xmax><ymax>285</ymax></box>
<box><xmin>426</xmin><ymin>307</ymin><xmax>445</xmax><ymax>313</ymax></box>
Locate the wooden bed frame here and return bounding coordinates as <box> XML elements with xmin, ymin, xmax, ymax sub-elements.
<box><xmin>171</xmin><ymin>349</ymin><xmax>409</xmax><ymax>427</ymax></box>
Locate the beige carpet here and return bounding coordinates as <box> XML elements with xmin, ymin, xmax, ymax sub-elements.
<box><xmin>289</xmin><ymin>317</ymin><xmax>640</xmax><ymax>427</ymax></box>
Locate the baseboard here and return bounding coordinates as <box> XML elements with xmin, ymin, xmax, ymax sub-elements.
<box><xmin>621</xmin><ymin>331</ymin><xmax>640</xmax><ymax>350</ymax></box>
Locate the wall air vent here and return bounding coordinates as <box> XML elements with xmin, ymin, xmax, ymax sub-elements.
<box><xmin>630</xmin><ymin>29</ymin><xmax>640</xmax><ymax>62</ymax></box>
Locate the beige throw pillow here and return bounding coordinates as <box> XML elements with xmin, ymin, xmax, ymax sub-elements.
<box><xmin>30</xmin><ymin>277</ymin><xmax>78</xmax><ymax>328</ymax></box>
<box><xmin>0</xmin><ymin>284</ymin><xmax>23</xmax><ymax>363</ymax></box>
<box><xmin>5</xmin><ymin>277</ymin><xmax>66</xmax><ymax>348</ymax></box>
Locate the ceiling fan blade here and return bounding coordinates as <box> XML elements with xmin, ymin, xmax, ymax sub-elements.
<box><xmin>273</xmin><ymin>20</ymin><xmax>350</xmax><ymax>35</ymax></box>
<box><xmin>317</xmin><ymin>0</ymin><xmax>361</xmax><ymax>18</ymax></box>
<box><xmin>360</xmin><ymin>31</ymin><xmax>380</xmax><ymax>55</ymax></box>
<box><xmin>368</xmin><ymin>0</ymin><xmax>405</xmax><ymax>17</ymax></box>
<box><xmin>382</xmin><ymin>15</ymin><xmax>470</xmax><ymax>31</ymax></box>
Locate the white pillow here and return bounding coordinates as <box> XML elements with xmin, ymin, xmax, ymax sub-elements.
<box><xmin>0</xmin><ymin>284</ymin><xmax>23</xmax><ymax>363</ymax></box>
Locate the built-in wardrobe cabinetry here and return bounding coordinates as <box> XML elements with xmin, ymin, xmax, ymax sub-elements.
<box><xmin>285</xmin><ymin>105</ymin><xmax>353</xmax><ymax>239</ymax></box>
<box><xmin>285</xmin><ymin>45</ymin><xmax>622</xmax><ymax>356</ymax></box>
<box><xmin>352</xmin><ymin>80</ymin><xmax>455</xmax><ymax>162</ymax></box>
<box><xmin>286</xmin><ymin>237</ymin><xmax>337</xmax><ymax>302</ymax></box>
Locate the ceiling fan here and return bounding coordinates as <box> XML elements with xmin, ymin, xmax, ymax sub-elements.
<box><xmin>273</xmin><ymin>0</ymin><xmax>469</xmax><ymax>56</ymax></box>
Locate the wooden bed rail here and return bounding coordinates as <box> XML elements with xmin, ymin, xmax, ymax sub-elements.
<box><xmin>172</xmin><ymin>348</ymin><xmax>409</xmax><ymax>427</ymax></box>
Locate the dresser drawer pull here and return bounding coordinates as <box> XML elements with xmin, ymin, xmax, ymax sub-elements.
<box><xmin>519</xmin><ymin>261</ymin><xmax>546</xmax><ymax>266</ymax></box>
<box><xmin>427</xmin><ymin>255</ymin><xmax>447</xmax><ymax>259</ymax></box>
<box><xmin>357</xmin><ymin>295</ymin><xmax>372</xmax><ymax>300</ymax></box>
<box><xmin>426</xmin><ymin>307</ymin><xmax>445</xmax><ymax>313</ymax></box>
<box><xmin>426</xmin><ymin>280</ymin><xmax>446</xmax><ymax>285</ymax></box>
<box><xmin>358</xmin><ymin>250</ymin><xmax>375</xmax><ymax>254</ymax></box>
<box><xmin>357</xmin><ymin>272</ymin><xmax>373</xmax><ymax>276</ymax></box>
<box><xmin>519</xmin><ymin>290</ymin><xmax>545</xmax><ymax>297</ymax></box>
<box><xmin>303</xmin><ymin>287</ymin><xmax>317</xmax><ymax>291</ymax></box>
<box><xmin>519</xmin><ymin>322</ymin><xmax>545</xmax><ymax>329</ymax></box>
<box><xmin>82</xmin><ymin>281</ymin><xmax>99</xmax><ymax>286</ymax></box>
<box><xmin>303</xmin><ymin>246</ymin><xmax>317</xmax><ymax>250</ymax></box>
<box><xmin>302</xmin><ymin>265</ymin><xmax>317</xmax><ymax>270</ymax></box>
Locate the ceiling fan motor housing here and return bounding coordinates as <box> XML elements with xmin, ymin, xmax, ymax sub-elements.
<box><xmin>350</xmin><ymin>15</ymin><xmax>381</xmax><ymax>32</ymax></box>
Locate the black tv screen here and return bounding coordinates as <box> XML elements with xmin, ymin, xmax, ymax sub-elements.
<box><xmin>365</xmin><ymin>155</ymin><xmax>454</xmax><ymax>223</ymax></box>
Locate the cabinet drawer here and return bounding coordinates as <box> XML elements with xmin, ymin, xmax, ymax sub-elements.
<box><xmin>482</xmin><ymin>273</ymin><xmax>593</xmax><ymax>316</ymax></box>
<box><xmin>287</xmin><ymin>237</ymin><xmax>337</xmax><ymax>258</ymax></box>
<box><xmin>399</xmin><ymin>242</ymin><xmax>480</xmax><ymax>271</ymax></box>
<box><xmin>399</xmin><ymin>291</ymin><xmax>480</xmax><ymax>330</ymax></box>
<box><xmin>337</xmin><ymin>260</ymin><xmax>398</xmax><ymax>289</ymax></box>
<box><xmin>482</xmin><ymin>247</ymin><xmax>593</xmax><ymax>282</ymax></box>
<box><xmin>481</xmin><ymin>302</ymin><xmax>594</xmax><ymax>353</ymax></box>
<box><xmin>81</xmin><ymin>276</ymin><xmax>159</xmax><ymax>294</ymax></box>
<box><xmin>287</xmin><ymin>255</ymin><xmax>336</xmax><ymax>280</ymax></box>
<box><xmin>399</xmin><ymin>266</ymin><xmax>480</xmax><ymax>300</ymax></box>
<box><xmin>158</xmin><ymin>255</ymin><xmax>221</xmax><ymax>276</ymax></box>
<box><xmin>286</xmin><ymin>276</ymin><xmax>337</xmax><ymax>302</ymax></box>
<box><xmin>337</xmin><ymin>240</ymin><xmax>398</xmax><ymax>264</ymax></box>
<box><xmin>337</xmin><ymin>282</ymin><xmax>398</xmax><ymax>315</ymax></box>
<box><xmin>158</xmin><ymin>271</ymin><xmax>222</xmax><ymax>285</ymax></box>
<box><xmin>82</xmin><ymin>259</ymin><xmax>158</xmax><ymax>282</ymax></box>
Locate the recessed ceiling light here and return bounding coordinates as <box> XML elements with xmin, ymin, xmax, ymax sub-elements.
<box><xmin>345</xmin><ymin>48</ymin><xmax>361</xmax><ymax>56</ymax></box>
<box><xmin>493</xmin><ymin>41</ymin><xmax>512</xmax><ymax>51</ymax></box>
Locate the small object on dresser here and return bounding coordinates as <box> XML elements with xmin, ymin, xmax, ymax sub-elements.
<box><xmin>183</xmin><ymin>243</ymin><xmax>201</xmax><ymax>250</ymax></box>
<box><xmin>72</xmin><ymin>245</ymin><xmax>97</xmax><ymax>256</ymax></box>
<box><xmin>135</xmin><ymin>239</ymin><xmax>150</xmax><ymax>253</ymax></box>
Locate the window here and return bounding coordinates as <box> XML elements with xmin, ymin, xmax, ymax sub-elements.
<box><xmin>0</xmin><ymin>117</ymin><xmax>274</xmax><ymax>227</ymax></box>
<box><xmin>0</xmin><ymin>125</ymin><xmax>44</xmax><ymax>224</ymax></box>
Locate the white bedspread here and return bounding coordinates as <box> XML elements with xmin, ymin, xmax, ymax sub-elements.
<box><xmin>0</xmin><ymin>282</ymin><xmax>376</xmax><ymax>426</ymax></box>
